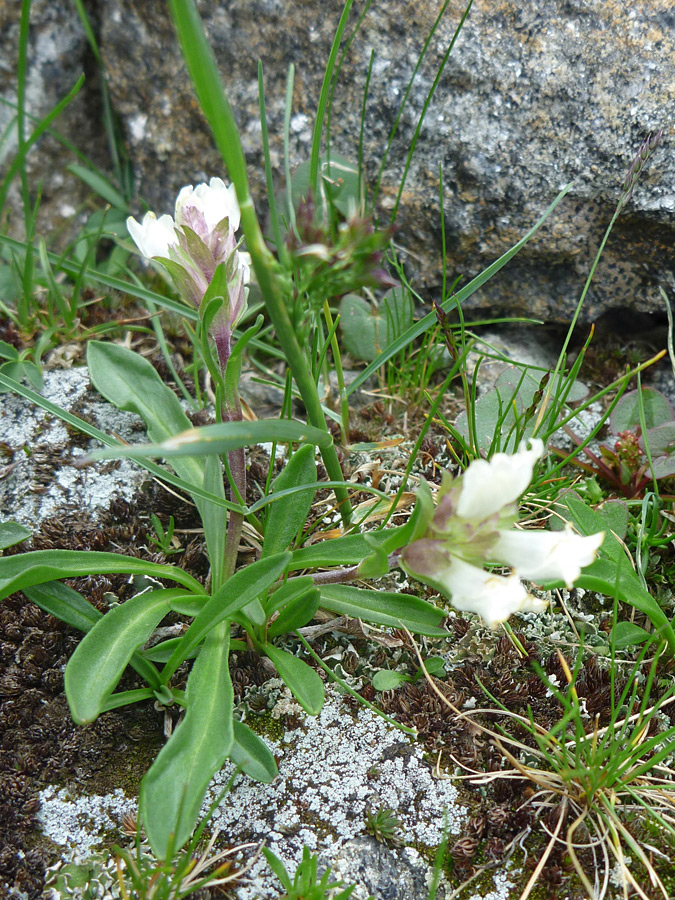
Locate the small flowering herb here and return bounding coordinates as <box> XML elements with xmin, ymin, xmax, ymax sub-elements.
<box><xmin>401</xmin><ymin>440</ymin><xmax>604</xmax><ymax>627</ymax></box>
<box><xmin>127</xmin><ymin>177</ymin><xmax>251</xmax><ymax>348</ymax></box>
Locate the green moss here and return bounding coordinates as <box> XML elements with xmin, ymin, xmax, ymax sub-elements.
<box><xmin>243</xmin><ymin>710</ymin><xmax>286</xmax><ymax>742</ymax></box>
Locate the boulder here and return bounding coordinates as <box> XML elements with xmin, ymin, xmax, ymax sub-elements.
<box><xmin>0</xmin><ymin>0</ymin><xmax>109</xmax><ymax>242</ymax></box>
<box><xmin>4</xmin><ymin>0</ymin><xmax>674</xmax><ymax>323</ymax></box>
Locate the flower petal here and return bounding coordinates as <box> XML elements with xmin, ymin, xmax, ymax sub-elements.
<box><xmin>492</xmin><ymin>525</ymin><xmax>604</xmax><ymax>588</ymax></box>
<box><xmin>126</xmin><ymin>212</ymin><xmax>178</xmax><ymax>259</ymax></box>
<box><xmin>456</xmin><ymin>439</ymin><xmax>544</xmax><ymax>521</ymax></box>
<box><xmin>176</xmin><ymin>178</ymin><xmax>241</xmax><ymax>233</ymax></box>
<box><xmin>425</xmin><ymin>556</ymin><xmax>547</xmax><ymax>628</ymax></box>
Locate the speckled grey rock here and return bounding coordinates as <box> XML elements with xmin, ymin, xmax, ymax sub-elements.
<box><xmin>39</xmin><ymin>684</ymin><xmax>467</xmax><ymax>899</ymax></box>
<box><xmin>0</xmin><ymin>0</ymin><xmax>109</xmax><ymax>241</ymax></box>
<box><xmin>328</xmin><ymin>836</ymin><xmax>443</xmax><ymax>900</ymax></box>
<box><xmin>0</xmin><ymin>366</ymin><xmax>148</xmax><ymax>526</ymax></box>
<box><xmin>97</xmin><ymin>0</ymin><xmax>674</xmax><ymax>325</ymax></box>
<box><xmin>3</xmin><ymin>2</ymin><xmax>674</xmax><ymax>322</ymax></box>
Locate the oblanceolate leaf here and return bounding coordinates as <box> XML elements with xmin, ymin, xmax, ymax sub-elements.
<box><xmin>611</xmin><ymin>621</ymin><xmax>652</xmax><ymax>649</ymax></box>
<box><xmin>85</xmin><ymin>418</ymin><xmax>334</xmax><ymax>462</ymax></box>
<box><xmin>24</xmin><ymin>581</ymin><xmax>101</xmax><ymax>633</ymax></box>
<box><xmin>65</xmin><ymin>588</ymin><xmax>195</xmax><ymax>724</ymax></box>
<box><xmin>262</xmin><ymin>444</ymin><xmax>317</xmax><ymax>557</ymax></box>
<box><xmin>160</xmin><ymin>552</ymin><xmax>291</xmax><ymax>681</ymax></box>
<box><xmin>372</xmin><ymin>670</ymin><xmax>410</xmax><ymax>691</ymax></box>
<box><xmin>140</xmin><ymin>621</ymin><xmax>233</xmax><ymax>859</ymax></box>
<box><xmin>0</xmin><ymin>521</ymin><xmax>31</xmax><ymax>550</ymax></box>
<box><xmin>263</xmin><ymin>644</ymin><xmax>324</xmax><ymax>715</ymax></box>
<box><xmin>266</xmin><ymin>585</ymin><xmax>320</xmax><ymax>639</ymax></box>
<box><xmin>26</xmin><ymin>581</ymin><xmax>165</xmax><ymax>690</ymax></box>
<box><xmin>87</xmin><ymin>342</ymin><xmax>225</xmax><ymax>558</ymax></box>
<box><xmin>230</xmin><ymin>720</ymin><xmax>277</xmax><ymax>783</ymax></box>
<box><xmin>319</xmin><ymin>584</ymin><xmax>446</xmax><ymax>636</ymax></box>
<box><xmin>87</xmin><ymin>341</ymin><xmax>195</xmax><ymax>444</ymax></box>
<box><xmin>0</xmin><ymin>549</ymin><xmax>203</xmax><ymax>601</ymax></box>
<box><xmin>288</xmin><ymin>529</ymin><xmax>399</xmax><ymax>570</ymax></box>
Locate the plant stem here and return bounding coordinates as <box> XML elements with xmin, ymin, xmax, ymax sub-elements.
<box><xmin>214</xmin><ymin>325</ymin><xmax>245</xmax><ymax>579</ymax></box>
<box><xmin>168</xmin><ymin>0</ymin><xmax>352</xmax><ymax>526</ymax></box>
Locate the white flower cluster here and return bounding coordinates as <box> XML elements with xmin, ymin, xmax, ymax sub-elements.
<box><xmin>127</xmin><ymin>178</ymin><xmax>250</xmax><ymax>327</ymax></box>
<box><xmin>401</xmin><ymin>440</ymin><xmax>604</xmax><ymax>627</ymax></box>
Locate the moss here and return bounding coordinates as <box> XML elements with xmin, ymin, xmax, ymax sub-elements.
<box><xmin>243</xmin><ymin>709</ymin><xmax>286</xmax><ymax>742</ymax></box>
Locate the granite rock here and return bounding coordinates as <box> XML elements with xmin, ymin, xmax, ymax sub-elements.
<box><xmin>0</xmin><ymin>0</ymin><xmax>110</xmax><ymax>242</ymax></box>
<box><xmin>3</xmin><ymin>0</ymin><xmax>674</xmax><ymax>323</ymax></box>
<box><xmin>96</xmin><ymin>0</ymin><xmax>675</xmax><ymax>324</ymax></box>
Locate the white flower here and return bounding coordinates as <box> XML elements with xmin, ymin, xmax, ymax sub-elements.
<box><xmin>175</xmin><ymin>177</ymin><xmax>241</xmax><ymax>234</ymax></box>
<box><xmin>126</xmin><ymin>211</ymin><xmax>178</xmax><ymax>259</ymax></box>
<box><xmin>426</xmin><ymin>556</ymin><xmax>548</xmax><ymax>628</ymax></box>
<box><xmin>126</xmin><ymin>178</ymin><xmax>250</xmax><ymax>327</ymax></box>
<box><xmin>456</xmin><ymin>439</ymin><xmax>544</xmax><ymax>520</ymax></box>
<box><xmin>492</xmin><ymin>525</ymin><xmax>604</xmax><ymax>588</ymax></box>
<box><xmin>401</xmin><ymin>441</ymin><xmax>604</xmax><ymax>628</ymax></box>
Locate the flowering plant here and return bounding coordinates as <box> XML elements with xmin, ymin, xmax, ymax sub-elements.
<box><xmin>401</xmin><ymin>440</ymin><xmax>604</xmax><ymax>627</ymax></box>
<box><xmin>127</xmin><ymin>177</ymin><xmax>251</xmax><ymax>363</ymax></box>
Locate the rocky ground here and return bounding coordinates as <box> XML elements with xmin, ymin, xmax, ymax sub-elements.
<box><xmin>2</xmin><ymin>323</ymin><xmax>675</xmax><ymax>899</ymax></box>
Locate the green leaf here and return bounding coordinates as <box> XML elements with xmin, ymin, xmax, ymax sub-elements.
<box><xmin>262</xmin><ymin>444</ymin><xmax>317</xmax><ymax>557</ymax></box>
<box><xmin>372</xmin><ymin>670</ymin><xmax>410</xmax><ymax>691</ymax></box>
<box><xmin>230</xmin><ymin>720</ymin><xmax>277</xmax><ymax>783</ymax></box>
<box><xmin>86</xmin><ymin>419</ymin><xmax>334</xmax><ymax>462</ymax></box>
<box><xmin>267</xmin><ymin>585</ymin><xmax>320</xmax><ymax>640</ymax></box>
<box><xmin>65</xmin><ymin>588</ymin><xmax>191</xmax><ymax>724</ymax></box>
<box><xmin>67</xmin><ymin>164</ymin><xmax>129</xmax><ymax>210</ymax></box>
<box><xmin>87</xmin><ymin>342</ymin><xmax>218</xmax><ymax>538</ymax></box>
<box><xmin>140</xmin><ymin>637</ymin><xmax>200</xmax><ymax>664</ymax></box>
<box><xmin>0</xmin><ymin>341</ymin><xmax>19</xmax><ymax>361</ymax></box>
<box><xmin>340</xmin><ymin>287</ymin><xmax>414</xmax><ymax>362</ymax></box>
<box><xmin>161</xmin><ymin>552</ymin><xmax>291</xmax><ymax>681</ymax></box>
<box><xmin>422</xmin><ymin>656</ymin><xmax>446</xmax><ymax>676</ymax></box>
<box><xmin>140</xmin><ymin>621</ymin><xmax>233</xmax><ymax>858</ymax></box>
<box><xmin>289</xmin><ymin>529</ymin><xmax>401</xmax><ymax>570</ymax></box>
<box><xmin>0</xmin><ymin>359</ymin><xmax>43</xmax><ymax>392</ymax></box>
<box><xmin>319</xmin><ymin>584</ymin><xmax>446</xmax><ymax>636</ymax></box>
<box><xmin>561</xmin><ymin>495</ymin><xmax>623</xmax><ymax>564</ymax></box>
<box><xmin>643</xmin><ymin>422</ymin><xmax>675</xmax><ymax>458</ymax></box>
<box><xmin>0</xmin><ymin>521</ymin><xmax>31</xmax><ymax>550</ymax></box>
<box><xmin>23</xmin><ymin>581</ymin><xmax>101</xmax><ymax>632</ymax></box>
<box><xmin>262</xmin><ymin>848</ymin><xmax>292</xmax><ymax>891</ymax></box>
<box><xmin>610</xmin><ymin>387</ymin><xmax>673</xmax><ymax>433</ymax></box>
<box><xmin>201</xmin><ymin>453</ymin><xmax>227</xmax><ymax>591</ymax></box>
<box><xmin>264</xmin><ymin>577</ymin><xmax>314</xmax><ymax>618</ymax></box>
<box><xmin>611</xmin><ymin>621</ymin><xmax>652</xmax><ymax>649</ymax></box>
<box><xmin>356</xmin><ymin>482</ymin><xmax>434</xmax><ymax>578</ymax></box>
<box><xmin>290</xmin><ymin>153</ymin><xmax>360</xmax><ymax>218</ymax></box>
<box><xmin>100</xmin><ymin>688</ymin><xmax>156</xmax><ymax>712</ymax></box>
<box><xmin>87</xmin><ymin>341</ymin><xmax>195</xmax><ymax>443</ymax></box>
<box><xmin>263</xmin><ymin>644</ymin><xmax>324</xmax><ymax>714</ymax></box>
<box><xmin>0</xmin><ymin>549</ymin><xmax>203</xmax><ymax>601</ymax></box>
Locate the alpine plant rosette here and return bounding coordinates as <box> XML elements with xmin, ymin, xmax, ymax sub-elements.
<box><xmin>401</xmin><ymin>440</ymin><xmax>604</xmax><ymax>627</ymax></box>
